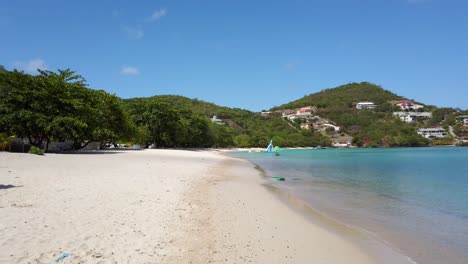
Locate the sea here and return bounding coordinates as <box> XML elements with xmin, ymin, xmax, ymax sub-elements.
<box><xmin>227</xmin><ymin>147</ymin><xmax>468</xmax><ymax>264</ymax></box>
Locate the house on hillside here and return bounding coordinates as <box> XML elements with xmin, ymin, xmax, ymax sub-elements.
<box><xmin>296</xmin><ymin>106</ymin><xmax>313</xmax><ymax>116</ymax></box>
<box><xmin>282</xmin><ymin>107</ymin><xmax>314</xmax><ymax>121</ymax></box>
<box><xmin>211</xmin><ymin>115</ymin><xmax>224</xmax><ymax>125</ymax></box>
<box><xmin>356</xmin><ymin>102</ymin><xmax>377</xmax><ymax>110</ymax></box>
<box><xmin>417</xmin><ymin>127</ymin><xmax>447</xmax><ymax>139</ymax></box>
<box><xmin>394</xmin><ymin>100</ymin><xmax>424</xmax><ymax>110</ymax></box>
<box><xmin>393</xmin><ymin>112</ymin><xmax>432</xmax><ymax>123</ymax></box>
<box><xmin>300</xmin><ymin>121</ymin><xmax>313</xmax><ymax>130</ymax></box>
<box><xmin>332</xmin><ymin>141</ymin><xmax>352</xmax><ymax>148</ymax></box>
<box><xmin>318</xmin><ymin>123</ymin><xmax>340</xmax><ymax>132</ymax></box>
<box><xmin>283</xmin><ymin>113</ymin><xmax>297</xmax><ymax>121</ymax></box>
<box><xmin>456</xmin><ymin>115</ymin><xmax>468</xmax><ymax>126</ymax></box>
<box><xmin>281</xmin><ymin>109</ymin><xmax>296</xmax><ymax>120</ymax></box>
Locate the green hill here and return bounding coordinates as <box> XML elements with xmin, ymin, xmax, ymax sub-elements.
<box><xmin>271</xmin><ymin>82</ymin><xmax>430</xmax><ymax>147</ymax></box>
<box><xmin>271</xmin><ymin>82</ymin><xmax>404</xmax><ymax>111</ymax></box>
<box><xmin>123</xmin><ymin>95</ymin><xmax>331</xmax><ymax>148</ymax></box>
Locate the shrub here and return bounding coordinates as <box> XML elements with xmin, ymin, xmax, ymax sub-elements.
<box><xmin>0</xmin><ymin>133</ymin><xmax>15</xmax><ymax>151</ymax></box>
<box><xmin>29</xmin><ymin>146</ymin><xmax>44</xmax><ymax>155</ymax></box>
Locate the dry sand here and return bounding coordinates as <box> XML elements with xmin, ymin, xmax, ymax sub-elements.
<box><xmin>0</xmin><ymin>150</ymin><xmax>378</xmax><ymax>263</ymax></box>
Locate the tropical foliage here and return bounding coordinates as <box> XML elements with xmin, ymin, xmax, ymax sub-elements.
<box><xmin>123</xmin><ymin>96</ymin><xmax>331</xmax><ymax>148</ymax></box>
<box><xmin>1</xmin><ymin>68</ymin><xmax>464</xmax><ymax>150</ymax></box>
<box><xmin>0</xmin><ymin>133</ymin><xmax>15</xmax><ymax>151</ymax></box>
<box><xmin>0</xmin><ymin>69</ymin><xmax>132</xmax><ymax>151</ymax></box>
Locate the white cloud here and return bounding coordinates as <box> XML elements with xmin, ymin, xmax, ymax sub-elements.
<box><xmin>14</xmin><ymin>58</ymin><xmax>48</xmax><ymax>74</ymax></box>
<box><xmin>124</xmin><ymin>26</ymin><xmax>144</xmax><ymax>39</ymax></box>
<box><xmin>120</xmin><ymin>66</ymin><xmax>140</xmax><ymax>76</ymax></box>
<box><xmin>148</xmin><ymin>8</ymin><xmax>167</xmax><ymax>22</ymax></box>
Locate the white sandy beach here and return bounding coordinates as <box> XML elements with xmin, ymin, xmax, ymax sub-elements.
<box><xmin>0</xmin><ymin>149</ymin><xmax>378</xmax><ymax>263</ymax></box>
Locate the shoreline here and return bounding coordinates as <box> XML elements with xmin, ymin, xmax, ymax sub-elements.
<box><xmin>214</xmin><ymin>144</ymin><xmax>463</xmax><ymax>153</ymax></box>
<box><xmin>1</xmin><ymin>149</ymin><xmax>392</xmax><ymax>263</ymax></box>
<box><xmin>205</xmin><ymin>153</ymin><xmax>381</xmax><ymax>263</ymax></box>
<box><xmin>228</xmin><ymin>156</ymin><xmax>417</xmax><ymax>264</ymax></box>
<box><xmin>226</xmin><ymin>148</ymin><xmax>468</xmax><ymax>264</ymax></box>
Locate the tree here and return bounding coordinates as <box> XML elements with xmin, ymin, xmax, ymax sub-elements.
<box><xmin>0</xmin><ymin>70</ymin><xmax>50</xmax><ymax>148</ymax></box>
<box><xmin>0</xmin><ymin>69</ymin><xmax>132</xmax><ymax>151</ymax></box>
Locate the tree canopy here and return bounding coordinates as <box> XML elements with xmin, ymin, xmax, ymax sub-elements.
<box><xmin>0</xmin><ymin>69</ymin><xmax>131</xmax><ymax>150</ymax></box>
<box><xmin>123</xmin><ymin>96</ymin><xmax>331</xmax><ymax>148</ymax></box>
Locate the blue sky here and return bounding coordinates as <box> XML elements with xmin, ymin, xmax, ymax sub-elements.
<box><xmin>1</xmin><ymin>0</ymin><xmax>467</xmax><ymax>111</ymax></box>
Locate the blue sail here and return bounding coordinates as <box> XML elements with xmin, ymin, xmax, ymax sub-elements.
<box><xmin>265</xmin><ymin>140</ymin><xmax>274</xmax><ymax>152</ymax></box>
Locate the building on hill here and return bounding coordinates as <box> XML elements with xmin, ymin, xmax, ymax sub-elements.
<box><xmin>456</xmin><ymin>115</ymin><xmax>468</xmax><ymax>126</ymax></box>
<box><xmin>417</xmin><ymin>127</ymin><xmax>447</xmax><ymax>139</ymax></box>
<box><xmin>318</xmin><ymin>123</ymin><xmax>340</xmax><ymax>132</ymax></box>
<box><xmin>356</xmin><ymin>102</ymin><xmax>377</xmax><ymax>109</ymax></box>
<box><xmin>296</xmin><ymin>106</ymin><xmax>313</xmax><ymax>116</ymax></box>
<box><xmin>283</xmin><ymin>113</ymin><xmax>297</xmax><ymax>121</ymax></box>
<box><xmin>394</xmin><ymin>100</ymin><xmax>424</xmax><ymax>110</ymax></box>
<box><xmin>393</xmin><ymin>112</ymin><xmax>432</xmax><ymax>123</ymax></box>
<box><xmin>300</xmin><ymin>121</ymin><xmax>313</xmax><ymax>130</ymax></box>
<box><xmin>281</xmin><ymin>109</ymin><xmax>296</xmax><ymax>120</ymax></box>
<box><xmin>211</xmin><ymin>115</ymin><xmax>224</xmax><ymax>125</ymax></box>
<box><xmin>332</xmin><ymin>141</ymin><xmax>352</xmax><ymax>148</ymax></box>
<box><xmin>282</xmin><ymin>107</ymin><xmax>315</xmax><ymax>121</ymax></box>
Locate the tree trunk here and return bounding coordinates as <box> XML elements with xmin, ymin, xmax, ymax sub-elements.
<box><xmin>73</xmin><ymin>140</ymin><xmax>91</xmax><ymax>150</ymax></box>
<box><xmin>45</xmin><ymin>138</ymin><xmax>50</xmax><ymax>153</ymax></box>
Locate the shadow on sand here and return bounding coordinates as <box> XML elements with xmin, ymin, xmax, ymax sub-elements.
<box><xmin>56</xmin><ymin>149</ymin><xmax>145</xmax><ymax>155</ymax></box>
<box><xmin>0</xmin><ymin>184</ymin><xmax>20</xmax><ymax>190</ymax></box>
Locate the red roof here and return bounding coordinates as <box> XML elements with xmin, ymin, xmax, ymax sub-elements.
<box><xmin>395</xmin><ymin>100</ymin><xmax>415</xmax><ymax>106</ymax></box>
<box><xmin>299</xmin><ymin>107</ymin><xmax>311</xmax><ymax>112</ymax></box>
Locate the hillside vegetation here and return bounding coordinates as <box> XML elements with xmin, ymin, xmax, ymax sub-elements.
<box><xmin>271</xmin><ymin>82</ymin><xmax>404</xmax><ymax>111</ymax></box>
<box><xmin>271</xmin><ymin>82</ymin><xmax>430</xmax><ymax>147</ymax></box>
<box><xmin>1</xmin><ymin>68</ymin><xmax>465</xmax><ymax>150</ymax></box>
<box><xmin>123</xmin><ymin>95</ymin><xmax>331</xmax><ymax>148</ymax></box>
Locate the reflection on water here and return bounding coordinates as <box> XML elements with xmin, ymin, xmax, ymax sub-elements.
<box><xmin>229</xmin><ymin>147</ymin><xmax>468</xmax><ymax>264</ymax></box>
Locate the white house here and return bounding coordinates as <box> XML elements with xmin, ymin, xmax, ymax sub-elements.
<box><xmin>356</xmin><ymin>102</ymin><xmax>376</xmax><ymax>110</ymax></box>
<box><xmin>332</xmin><ymin>141</ymin><xmax>351</xmax><ymax>148</ymax></box>
<box><xmin>456</xmin><ymin>115</ymin><xmax>468</xmax><ymax>125</ymax></box>
<box><xmin>211</xmin><ymin>115</ymin><xmax>223</xmax><ymax>125</ymax></box>
<box><xmin>319</xmin><ymin>123</ymin><xmax>340</xmax><ymax>131</ymax></box>
<box><xmin>393</xmin><ymin>112</ymin><xmax>432</xmax><ymax>123</ymax></box>
<box><xmin>284</xmin><ymin>114</ymin><xmax>298</xmax><ymax>121</ymax></box>
<box><xmin>417</xmin><ymin>127</ymin><xmax>447</xmax><ymax>139</ymax></box>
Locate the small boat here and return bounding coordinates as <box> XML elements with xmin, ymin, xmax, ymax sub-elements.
<box><xmin>271</xmin><ymin>177</ymin><xmax>285</xmax><ymax>181</ymax></box>
<box><xmin>265</xmin><ymin>140</ymin><xmax>281</xmax><ymax>156</ymax></box>
<box><xmin>265</xmin><ymin>140</ymin><xmax>274</xmax><ymax>152</ymax></box>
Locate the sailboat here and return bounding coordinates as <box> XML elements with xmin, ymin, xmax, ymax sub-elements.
<box><xmin>265</xmin><ymin>140</ymin><xmax>281</xmax><ymax>156</ymax></box>
<box><xmin>265</xmin><ymin>140</ymin><xmax>274</xmax><ymax>152</ymax></box>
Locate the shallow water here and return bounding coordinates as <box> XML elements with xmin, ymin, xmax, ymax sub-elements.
<box><xmin>228</xmin><ymin>147</ymin><xmax>468</xmax><ymax>264</ymax></box>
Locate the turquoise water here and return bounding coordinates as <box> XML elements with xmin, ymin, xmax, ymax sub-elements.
<box><xmin>228</xmin><ymin>147</ymin><xmax>468</xmax><ymax>264</ymax></box>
